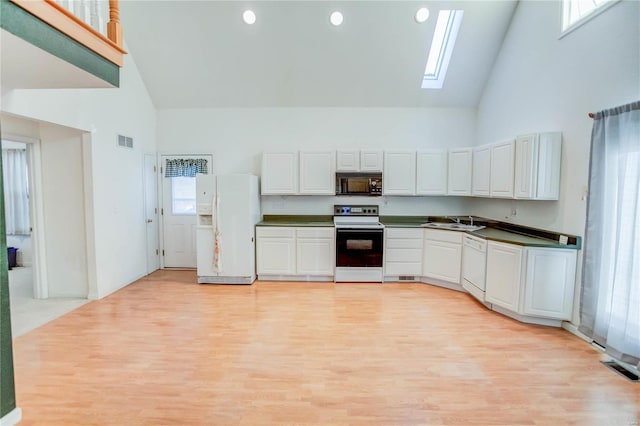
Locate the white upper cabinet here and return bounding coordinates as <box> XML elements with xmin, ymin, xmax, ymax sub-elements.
<box><xmin>299</xmin><ymin>151</ymin><xmax>335</xmax><ymax>195</ymax></box>
<box><xmin>515</xmin><ymin>132</ymin><xmax>562</xmax><ymax>200</ymax></box>
<box><xmin>416</xmin><ymin>150</ymin><xmax>448</xmax><ymax>195</ymax></box>
<box><xmin>336</xmin><ymin>150</ymin><xmax>383</xmax><ymax>172</ymax></box>
<box><xmin>360</xmin><ymin>150</ymin><xmax>383</xmax><ymax>172</ymax></box>
<box><xmin>447</xmin><ymin>148</ymin><xmax>472</xmax><ymax>196</ymax></box>
<box><xmin>336</xmin><ymin>151</ymin><xmax>360</xmax><ymax>172</ymax></box>
<box><xmin>261</xmin><ymin>152</ymin><xmax>298</xmax><ymax>195</ymax></box>
<box><xmin>472</xmin><ymin>145</ymin><xmax>491</xmax><ymax>197</ymax></box>
<box><xmin>490</xmin><ymin>140</ymin><xmax>515</xmax><ymax>198</ymax></box>
<box><xmin>383</xmin><ymin>151</ymin><xmax>416</xmax><ymax>195</ymax></box>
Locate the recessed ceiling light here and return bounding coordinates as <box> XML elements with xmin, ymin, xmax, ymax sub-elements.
<box><xmin>330</xmin><ymin>11</ymin><xmax>343</xmax><ymax>26</ymax></box>
<box><xmin>242</xmin><ymin>9</ymin><xmax>256</xmax><ymax>25</ymax></box>
<box><xmin>415</xmin><ymin>7</ymin><xmax>429</xmax><ymax>23</ymax></box>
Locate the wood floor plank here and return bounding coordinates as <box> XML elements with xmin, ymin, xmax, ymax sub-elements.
<box><xmin>12</xmin><ymin>270</ymin><xmax>640</xmax><ymax>425</ymax></box>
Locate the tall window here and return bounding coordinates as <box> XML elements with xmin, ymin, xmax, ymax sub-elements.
<box><xmin>1</xmin><ymin>147</ymin><xmax>30</xmax><ymax>235</ymax></box>
<box><xmin>562</xmin><ymin>0</ymin><xmax>618</xmax><ymax>33</ymax></box>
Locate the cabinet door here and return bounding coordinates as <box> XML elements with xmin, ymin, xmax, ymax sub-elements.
<box><xmin>472</xmin><ymin>145</ymin><xmax>491</xmax><ymax>197</ymax></box>
<box><xmin>360</xmin><ymin>150</ymin><xmax>383</xmax><ymax>172</ymax></box>
<box><xmin>296</xmin><ymin>238</ymin><xmax>334</xmax><ymax>276</ymax></box>
<box><xmin>299</xmin><ymin>151</ymin><xmax>335</xmax><ymax>195</ymax></box>
<box><xmin>485</xmin><ymin>241</ymin><xmax>522</xmax><ymax>311</ymax></box>
<box><xmin>535</xmin><ymin>132</ymin><xmax>562</xmax><ymax>200</ymax></box>
<box><xmin>261</xmin><ymin>152</ymin><xmax>298</xmax><ymax>195</ymax></box>
<box><xmin>256</xmin><ymin>227</ymin><xmax>296</xmax><ymax>275</ymax></box>
<box><xmin>416</xmin><ymin>150</ymin><xmax>447</xmax><ymax>195</ymax></box>
<box><xmin>490</xmin><ymin>140</ymin><xmax>515</xmax><ymax>198</ymax></box>
<box><xmin>514</xmin><ymin>134</ymin><xmax>537</xmax><ymax>199</ymax></box>
<box><xmin>336</xmin><ymin>151</ymin><xmax>359</xmax><ymax>172</ymax></box>
<box><xmin>423</xmin><ymin>239</ymin><xmax>462</xmax><ymax>284</ymax></box>
<box><xmin>523</xmin><ymin>248</ymin><xmax>577</xmax><ymax>319</ymax></box>
<box><xmin>383</xmin><ymin>151</ymin><xmax>416</xmax><ymax>195</ymax></box>
<box><xmin>447</xmin><ymin>148</ymin><xmax>472</xmax><ymax>196</ymax></box>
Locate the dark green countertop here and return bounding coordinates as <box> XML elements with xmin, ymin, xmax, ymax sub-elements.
<box><xmin>257</xmin><ymin>215</ymin><xmax>581</xmax><ymax>249</ymax></box>
<box><xmin>257</xmin><ymin>215</ymin><xmax>334</xmax><ymax>227</ymax></box>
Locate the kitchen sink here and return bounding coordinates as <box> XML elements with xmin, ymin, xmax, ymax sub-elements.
<box><xmin>421</xmin><ymin>222</ymin><xmax>486</xmax><ymax>231</ymax></box>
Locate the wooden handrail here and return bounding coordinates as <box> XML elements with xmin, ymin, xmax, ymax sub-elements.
<box><xmin>107</xmin><ymin>0</ymin><xmax>123</xmax><ymax>48</ymax></box>
<box><xmin>10</xmin><ymin>0</ymin><xmax>126</xmax><ymax>66</ymax></box>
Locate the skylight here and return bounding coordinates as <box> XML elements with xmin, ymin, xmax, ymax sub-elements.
<box><xmin>562</xmin><ymin>0</ymin><xmax>617</xmax><ymax>33</ymax></box>
<box><xmin>421</xmin><ymin>10</ymin><xmax>464</xmax><ymax>89</ymax></box>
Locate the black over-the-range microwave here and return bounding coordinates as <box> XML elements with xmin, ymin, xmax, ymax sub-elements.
<box><xmin>335</xmin><ymin>173</ymin><xmax>383</xmax><ymax>196</ymax></box>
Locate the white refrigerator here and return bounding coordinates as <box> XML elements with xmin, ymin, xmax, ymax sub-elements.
<box><xmin>196</xmin><ymin>173</ymin><xmax>261</xmax><ymax>284</ymax></box>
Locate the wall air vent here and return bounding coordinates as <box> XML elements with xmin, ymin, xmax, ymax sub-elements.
<box><xmin>117</xmin><ymin>134</ymin><xmax>133</xmax><ymax>149</ymax></box>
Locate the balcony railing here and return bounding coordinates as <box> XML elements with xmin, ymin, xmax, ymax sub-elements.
<box><xmin>9</xmin><ymin>0</ymin><xmax>125</xmax><ymax>66</ymax></box>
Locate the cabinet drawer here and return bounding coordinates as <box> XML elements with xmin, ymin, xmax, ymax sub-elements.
<box><xmin>296</xmin><ymin>227</ymin><xmax>334</xmax><ymax>239</ymax></box>
<box><xmin>386</xmin><ymin>238</ymin><xmax>423</xmax><ymax>249</ymax></box>
<box><xmin>256</xmin><ymin>227</ymin><xmax>296</xmax><ymax>238</ymax></box>
<box><xmin>423</xmin><ymin>229</ymin><xmax>463</xmax><ymax>244</ymax></box>
<box><xmin>386</xmin><ymin>248</ymin><xmax>422</xmax><ymax>262</ymax></box>
<box><xmin>386</xmin><ymin>228</ymin><xmax>423</xmax><ymax>239</ymax></box>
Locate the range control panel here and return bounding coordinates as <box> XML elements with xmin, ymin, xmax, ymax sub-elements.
<box><xmin>334</xmin><ymin>205</ymin><xmax>379</xmax><ymax>216</ymax></box>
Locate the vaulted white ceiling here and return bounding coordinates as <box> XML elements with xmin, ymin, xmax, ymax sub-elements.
<box><xmin>120</xmin><ymin>1</ymin><xmax>517</xmax><ymax>108</ymax></box>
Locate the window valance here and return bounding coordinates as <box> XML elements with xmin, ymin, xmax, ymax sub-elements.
<box><xmin>164</xmin><ymin>158</ymin><xmax>208</xmax><ymax>177</ymax></box>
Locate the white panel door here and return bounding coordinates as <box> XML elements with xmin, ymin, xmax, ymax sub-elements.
<box><xmin>161</xmin><ymin>155</ymin><xmax>211</xmax><ymax>268</ymax></box>
<box><xmin>299</xmin><ymin>151</ymin><xmax>335</xmax><ymax>195</ymax></box>
<box><xmin>383</xmin><ymin>151</ymin><xmax>416</xmax><ymax>195</ymax></box>
<box><xmin>422</xmin><ymin>240</ymin><xmax>462</xmax><ymax>284</ymax></box>
<box><xmin>523</xmin><ymin>248</ymin><xmax>577</xmax><ymax>319</ymax></box>
<box><xmin>535</xmin><ymin>132</ymin><xmax>562</xmax><ymax>200</ymax></box>
<box><xmin>514</xmin><ymin>134</ymin><xmax>537</xmax><ymax>199</ymax></box>
<box><xmin>472</xmin><ymin>145</ymin><xmax>491</xmax><ymax>197</ymax></box>
<box><xmin>296</xmin><ymin>238</ymin><xmax>334</xmax><ymax>275</ymax></box>
<box><xmin>261</xmin><ymin>152</ymin><xmax>298</xmax><ymax>194</ymax></box>
<box><xmin>360</xmin><ymin>150</ymin><xmax>383</xmax><ymax>172</ymax></box>
<box><xmin>256</xmin><ymin>236</ymin><xmax>296</xmax><ymax>275</ymax></box>
<box><xmin>144</xmin><ymin>154</ymin><xmax>160</xmax><ymax>274</ymax></box>
<box><xmin>447</xmin><ymin>148</ymin><xmax>472</xmax><ymax>196</ymax></box>
<box><xmin>336</xmin><ymin>150</ymin><xmax>359</xmax><ymax>171</ymax></box>
<box><xmin>416</xmin><ymin>150</ymin><xmax>447</xmax><ymax>195</ymax></box>
<box><xmin>490</xmin><ymin>140</ymin><xmax>515</xmax><ymax>198</ymax></box>
<box><xmin>485</xmin><ymin>241</ymin><xmax>523</xmax><ymax>311</ymax></box>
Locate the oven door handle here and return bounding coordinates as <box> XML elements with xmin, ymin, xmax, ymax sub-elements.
<box><xmin>336</xmin><ymin>228</ymin><xmax>384</xmax><ymax>233</ymax></box>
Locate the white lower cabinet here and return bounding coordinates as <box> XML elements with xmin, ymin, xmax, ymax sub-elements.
<box><xmin>485</xmin><ymin>241</ymin><xmax>523</xmax><ymax>312</ymax></box>
<box><xmin>296</xmin><ymin>228</ymin><xmax>335</xmax><ymax>276</ymax></box>
<box><xmin>423</xmin><ymin>229</ymin><xmax>463</xmax><ymax>284</ymax></box>
<box><xmin>485</xmin><ymin>241</ymin><xmax>577</xmax><ymax>321</ymax></box>
<box><xmin>256</xmin><ymin>226</ymin><xmax>334</xmax><ymax>279</ymax></box>
<box><xmin>523</xmin><ymin>248</ymin><xmax>577</xmax><ymax>319</ymax></box>
<box><xmin>384</xmin><ymin>228</ymin><xmax>423</xmax><ymax>277</ymax></box>
<box><xmin>256</xmin><ymin>227</ymin><xmax>297</xmax><ymax>275</ymax></box>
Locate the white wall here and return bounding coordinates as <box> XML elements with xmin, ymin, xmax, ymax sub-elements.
<box><xmin>1</xmin><ymin>44</ymin><xmax>158</xmax><ymax>299</ymax></box>
<box><xmin>158</xmin><ymin>107</ymin><xmax>477</xmax><ymax>215</ymax></box>
<box><xmin>472</xmin><ymin>0</ymin><xmax>639</xmax><ymax>324</ymax></box>
<box><xmin>472</xmin><ymin>0</ymin><xmax>639</xmax><ymax>235</ymax></box>
<box><xmin>39</xmin><ymin>124</ymin><xmax>88</xmax><ymax>297</ymax></box>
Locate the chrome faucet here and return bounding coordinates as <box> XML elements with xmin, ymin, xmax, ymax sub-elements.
<box><xmin>446</xmin><ymin>216</ymin><xmax>460</xmax><ymax>224</ymax></box>
<box><xmin>468</xmin><ymin>216</ymin><xmax>474</xmax><ymax>226</ymax></box>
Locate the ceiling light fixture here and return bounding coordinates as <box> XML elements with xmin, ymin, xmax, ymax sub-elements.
<box><xmin>415</xmin><ymin>7</ymin><xmax>429</xmax><ymax>23</ymax></box>
<box><xmin>242</xmin><ymin>9</ymin><xmax>256</xmax><ymax>25</ymax></box>
<box><xmin>330</xmin><ymin>11</ymin><xmax>344</xmax><ymax>26</ymax></box>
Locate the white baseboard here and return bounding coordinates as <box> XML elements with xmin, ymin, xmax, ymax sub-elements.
<box><xmin>561</xmin><ymin>321</ymin><xmax>592</xmax><ymax>343</ymax></box>
<box><xmin>0</xmin><ymin>407</ymin><xmax>22</xmax><ymax>426</ymax></box>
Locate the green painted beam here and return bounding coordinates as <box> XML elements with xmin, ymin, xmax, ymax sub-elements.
<box><xmin>0</xmin><ymin>139</ymin><xmax>16</xmax><ymax>419</ymax></box>
<box><xmin>0</xmin><ymin>0</ymin><xmax>119</xmax><ymax>87</ymax></box>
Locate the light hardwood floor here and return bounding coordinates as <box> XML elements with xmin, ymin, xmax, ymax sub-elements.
<box><xmin>12</xmin><ymin>270</ymin><xmax>639</xmax><ymax>425</ymax></box>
